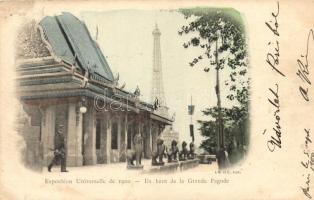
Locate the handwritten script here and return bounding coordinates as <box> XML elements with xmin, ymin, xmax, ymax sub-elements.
<box><xmin>263</xmin><ymin>1</ymin><xmax>313</xmax><ymax>198</ymax></box>
<box><xmin>296</xmin><ymin>29</ymin><xmax>314</xmax><ymax>102</ymax></box>
<box><xmin>300</xmin><ymin>129</ymin><xmax>314</xmax><ymax>199</ymax></box>
<box><xmin>263</xmin><ymin>1</ymin><xmax>284</xmax><ymax>152</ymax></box>
<box><xmin>265</xmin><ymin>1</ymin><xmax>284</xmax><ymax>77</ymax></box>
<box><xmin>266</xmin><ymin>84</ymin><xmax>282</xmax><ymax>152</ymax></box>
<box><xmin>297</xmin><ymin>29</ymin><xmax>314</xmax><ymax>199</ymax></box>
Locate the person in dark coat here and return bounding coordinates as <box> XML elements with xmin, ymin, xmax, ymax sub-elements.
<box><xmin>217</xmin><ymin>147</ymin><xmax>229</xmax><ymax>169</ymax></box>
<box><xmin>217</xmin><ymin>148</ymin><xmax>225</xmax><ymax>169</ymax></box>
<box><xmin>48</xmin><ymin>124</ymin><xmax>68</xmax><ymax>172</ymax></box>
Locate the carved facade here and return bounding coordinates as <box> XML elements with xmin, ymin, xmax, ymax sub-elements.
<box><xmin>16</xmin><ymin>20</ymin><xmax>51</xmax><ymax>59</ymax></box>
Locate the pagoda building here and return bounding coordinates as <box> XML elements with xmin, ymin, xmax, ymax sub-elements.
<box><xmin>15</xmin><ymin>12</ymin><xmax>172</xmax><ymax>169</ymax></box>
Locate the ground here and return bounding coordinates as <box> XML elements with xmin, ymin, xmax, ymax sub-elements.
<box><xmin>44</xmin><ymin>159</ymin><xmax>218</xmax><ymax>175</ymax></box>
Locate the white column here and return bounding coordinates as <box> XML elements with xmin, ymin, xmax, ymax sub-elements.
<box><xmin>83</xmin><ymin>106</ymin><xmax>97</xmax><ymax>165</ymax></box>
<box><xmin>147</xmin><ymin>120</ymin><xmax>152</xmax><ymax>158</ymax></box>
<box><xmin>41</xmin><ymin>105</ymin><xmax>55</xmax><ymax>165</ymax></box>
<box><xmin>131</xmin><ymin>122</ymin><xmax>135</xmax><ymax>150</ymax></box>
<box><xmin>66</xmin><ymin>103</ymin><xmax>83</xmax><ymax>167</ymax></box>
<box><xmin>152</xmin><ymin>124</ymin><xmax>157</xmax><ymax>153</ymax></box>
<box><xmin>100</xmin><ymin>117</ymin><xmax>107</xmax><ymax>164</ymax></box>
<box><xmin>124</xmin><ymin>114</ymin><xmax>128</xmax><ymax>160</ymax></box>
<box><xmin>149</xmin><ymin>122</ymin><xmax>154</xmax><ymax>153</ymax></box>
<box><xmin>105</xmin><ymin>113</ymin><xmax>111</xmax><ymax>164</ymax></box>
<box><xmin>117</xmin><ymin>115</ymin><xmax>121</xmax><ymax>160</ymax></box>
<box><xmin>76</xmin><ymin>110</ymin><xmax>83</xmax><ymax>165</ymax></box>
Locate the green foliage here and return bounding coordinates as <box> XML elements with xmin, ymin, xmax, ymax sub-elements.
<box><xmin>178</xmin><ymin>8</ymin><xmax>249</xmax><ymax>163</ymax></box>
<box><xmin>178</xmin><ymin>7</ymin><xmax>249</xmax><ymax>103</ymax></box>
<box><xmin>198</xmin><ymin>105</ymin><xmax>249</xmax><ymax>164</ymax></box>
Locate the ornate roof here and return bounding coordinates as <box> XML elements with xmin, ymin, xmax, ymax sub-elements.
<box><xmin>16</xmin><ymin>20</ymin><xmax>51</xmax><ymax>59</ymax></box>
<box><xmin>39</xmin><ymin>12</ymin><xmax>114</xmax><ymax>82</ymax></box>
<box><xmin>16</xmin><ymin>13</ymin><xmax>173</xmax><ymax>125</ymax></box>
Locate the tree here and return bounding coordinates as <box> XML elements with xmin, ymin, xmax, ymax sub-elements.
<box><xmin>178</xmin><ymin>8</ymin><xmax>249</xmax><ymax>157</ymax></box>
<box><xmin>198</xmin><ymin>105</ymin><xmax>249</xmax><ymax>155</ymax></box>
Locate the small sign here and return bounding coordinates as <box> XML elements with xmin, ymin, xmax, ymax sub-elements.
<box><xmin>188</xmin><ymin>105</ymin><xmax>195</xmax><ymax>115</ymax></box>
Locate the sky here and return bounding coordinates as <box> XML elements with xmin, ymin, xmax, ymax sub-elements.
<box><xmin>80</xmin><ymin>9</ymin><xmax>244</xmax><ymax>147</ymax></box>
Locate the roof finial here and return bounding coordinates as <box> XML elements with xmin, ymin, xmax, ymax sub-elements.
<box><xmin>95</xmin><ymin>25</ymin><xmax>98</xmax><ymax>40</ymax></box>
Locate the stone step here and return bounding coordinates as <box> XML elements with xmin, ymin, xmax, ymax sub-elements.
<box><xmin>142</xmin><ymin>159</ymin><xmax>200</xmax><ymax>174</ymax></box>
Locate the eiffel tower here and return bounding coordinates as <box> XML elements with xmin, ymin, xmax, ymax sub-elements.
<box><xmin>151</xmin><ymin>23</ymin><xmax>169</xmax><ymax>118</ymax></box>
<box><xmin>151</xmin><ymin>23</ymin><xmax>179</xmax><ymax>147</ymax></box>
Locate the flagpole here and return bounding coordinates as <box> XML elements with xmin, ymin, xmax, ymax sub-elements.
<box><xmin>189</xmin><ymin>95</ymin><xmax>195</xmax><ymax>142</ymax></box>
<box><xmin>190</xmin><ymin>95</ymin><xmax>192</xmax><ymax>124</ymax></box>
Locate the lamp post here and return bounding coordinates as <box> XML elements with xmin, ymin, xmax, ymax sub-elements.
<box><xmin>76</xmin><ymin>97</ymin><xmax>87</xmax><ymax>126</ymax></box>
<box><xmin>78</xmin><ymin>97</ymin><xmax>87</xmax><ymax>159</ymax></box>
<box><xmin>79</xmin><ymin>97</ymin><xmax>87</xmax><ymax>114</ymax></box>
<box><xmin>79</xmin><ymin>106</ymin><xmax>87</xmax><ymax>114</ymax></box>
<box><xmin>188</xmin><ymin>95</ymin><xmax>195</xmax><ymax>142</ymax></box>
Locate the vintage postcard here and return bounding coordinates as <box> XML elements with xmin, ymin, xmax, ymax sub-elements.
<box><xmin>0</xmin><ymin>0</ymin><xmax>313</xmax><ymax>199</ymax></box>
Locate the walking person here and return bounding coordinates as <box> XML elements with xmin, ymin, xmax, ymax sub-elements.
<box><xmin>217</xmin><ymin>147</ymin><xmax>229</xmax><ymax>169</ymax></box>
<box><xmin>48</xmin><ymin>124</ymin><xmax>68</xmax><ymax>172</ymax></box>
<box><xmin>217</xmin><ymin>147</ymin><xmax>224</xmax><ymax>169</ymax></box>
<box><xmin>224</xmin><ymin>147</ymin><xmax>230</xmax><ymax>167</ymax></box>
